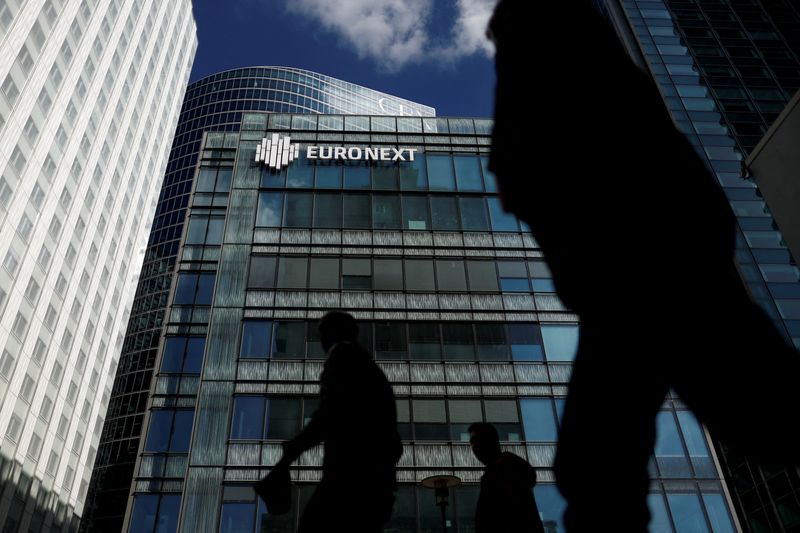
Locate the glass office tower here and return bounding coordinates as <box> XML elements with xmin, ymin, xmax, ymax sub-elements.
<box><xmin>0</xmin><ymin>0</ymin><xmax>197</xmax><ymax>531</ymax></box>
<box><xmin>124</xmin><ymin>113</ymin><xmax>738</xmax><ymax>533</ymax></box>
<box><xmin>602</xmin><ymin>2</ymin><xmax>800</xmax><ymax>530</ymax></box>
<box><xmin>83</xmin><ymin>68</ymin><xmax>435</xmax><ymax>532</ymax></box>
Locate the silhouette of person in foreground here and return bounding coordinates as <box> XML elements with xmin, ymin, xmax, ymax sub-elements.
<box><xmin>469</xmin><ymin>422</ymin><xmax>545</xmax><ymax>533</ymax></box>
<box><xmin>488</xmin><ymin>1</ymin><xmax>800</xmax><ymax>531</ymax></box>
<box><xmin>256</xmin><ymin>311</ymin><xmax>402</xmax><ymax>533</ymax></box>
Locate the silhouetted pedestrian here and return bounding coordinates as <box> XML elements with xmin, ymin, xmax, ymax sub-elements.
<box><xmin>256</xmin><ymin>311</ymin><xmax>402</xmax><ymax>533</ymax></box>
<box><xmin>487</xmin><ymin>1</ymin><xmax>800</xmax><ymax>531</ymax></box>
<box><xmin>469</xmin><ymin>422</ymin><xmax>544</xmax><ymax>533</ymax></box>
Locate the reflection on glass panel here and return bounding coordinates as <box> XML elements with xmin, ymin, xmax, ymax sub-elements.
<box><xmin>535</xmin><ymin>485</ymin><xmax>566</xmax><ymax>533</ymax></box>
<box><xmin>343</xmin><ymin>194</ymin><xmax>371</xmax><ymax>229</ymax></box>
<box><xmin>266</xmin><ymin>398</ymin><xmax>302</xmax><ymax>439</ymax></box>
<box><xmin>261</xmin><ymin>167</ymin><xmax>285</xmax><ymax>188</ymax></box>
<box><xmin>197</xmin><ymin>168</ymin><xmax>217</xmax><ymax>192</ymax></box>
<box><xmin>256</xmin><ymin>192</ymin><xmax>283</xmax><ymax>227</ymax></box>
<box><xmin>277</xmin><ymin>258</ymin><xmax>307</xmax><ymax>288</ymax></box>
<box><xmin>475</xmin><ymin>324</ymin><xmax>508</xmax><ymax>360</ymax></box>
<box><xmin>676</xmin><ymin>412</ymin><xmax>715</xmax><ymax>477</ymax></box>
<box><xmin>216</xmin><ymin>169</ymin><xmax>233</xmax><ymax>192</ymax></box>
<box><xmin>374</xmin><ymin>260</ymin><xmax>403</xmax><ymax>290</ymax></box>
<box><xmin>286</xmin><ymin>149</ymin><xmax>313</xmax><ymax>188</ymax></box>
<box><xmin>241</xmin><ymin>321</ymin><xmax>272</xmax><ymax>358</ymax></box>
<box><xmin>174</xmin><ymin>274</ymin><xmax>198</xmax><ymax>305</ymax></box>
<box><xmin>219</xmin><ymin>502</ymin><xmax>255</xmax><ymax>533</ymax></box>
<box><xmin>498</xmin><ymin>261</ymin><xmax>529</xmax><ymax>292</ymax></box>
<box><xmin>436</xmin><ymin>260</ymin><xmax>467</xmax><ymax>291</ymax></box>
<box><xmin>467</xmin><ymin>261</ymin><xmax>499</xmax><ymax>292</ymax></box>
<box><xmin>403</xmin><ymin>196</ymin><xmax>430</xmax><ymax>230</ymax></box>
<box><xmin>315</xmin><ymin>164</ymin><xmax>342</xmax><ymax>189</ymax></box>
<box><xmin>508</xmin><ymin>324</ymin><xmax>543</xmax><ymax>361</ymax></box>
<box><xmin>655</xmin><ymin>411</ymin><xmax>691</xmax><ymax>478</ymax></box>
<box><xmin>541</xmin><ymin>325</ymin><xmax>579</xmax><ymax>361</ymax></box>
<box><xmin>666</xmin><ymin>493</ymin><xmax>710</xmax><ymax>533</ymax></box>
<box><xmin>374</xmin><ymin>161</ymin><xmax>398</xmax><ymax>190</ymax></box>
<box><xmin>249</xmin><ymin>256</ymin><xmax>277</xmax><ymax>288</ymax></box>
<box><xmin>431</xmin><ymin>197</ymin><xmax>460</xmax><ymax>231</ymax></box>
<box><xmin>520</xmin><ymin>399</ymin><xmax>557</xmax><ymax>441</ymax></box>
<box><xmin>442</xmin><ymin>323</ymin><xmax>474</xmax><ymax>360</ymax></box>
<box><xmin>427</xmin><ymin>155</ymin><xmax>455</xmax><ymax>191</ymax></box>
<box><xmin>409</xmin><ymin>322</ymin><xmax>441</xmax><ymax>360</ymax></box>
<box><xmin>231</xmin><ymin>397</ymin><xmax>265</xmax><ymax>439</ymax></box>
<box><xmin>488</xmin><ymin>198</ymin><xmax>519</xmax><ymax>232</ymax></box>
<box><xmin>459</xmin><ymin>197</ymin><xmax>489</xmax><ymax>231</ymax></box>
<box><xmin>343</xmin><ymin>163</ymin><xmax>370</xmax><ymax>189</ymax></box>
<box><xmin>413</xmin><ymin>399</ymin><xmax>448</xmax><ymax>440</ymax></box>
<box><xmin>284</xmin><ymin>193</ymin><xmax>312</xmax><ymax>227</ymax></box>
<box><xmin>186</xmin><ymin>338</ymin><xmax>205</xmax><ymax>373</ymax></box>
<box><xmin>405</xmin><ymin>260</ymin><xmax>435</xmax><ymax>291</ymax></box>
<box><xmin>145</xmin><ymin>411</ymin><xmax>173</xmax><ymax>452</ymax></box>
<box><xmin>273</xmin><ymin>322</ymin><xmax>306</xmax><ymax>358</ymax></box>
<box><xmin>196</xmin><ymin>274</ymin><xmax>216</xmax><ymax>305</ymax></box>
<box><xmin>156</xmin><ymin>496</ymin><xmax>181</xmax><ymax>533</ymax></box>
<box><xmin>162</xmin><ymin>337</ymin><xmax>188</xmax><ymax>373</ymax></box>
<box><xmin>313</xmin><ymin>193</ymin><xmax>341</xmax><ymax>228</ymax></box>
<box><xmin>306</xmin><ymin>326</ymin><xmax>326</xmax><ymax>359</ymax></box>
<box><xmin>186</xmin><ymin>218</ymin><xmax>209</xmax><ymax>245</ymax></box>
<box><xmin>129</xmin><ymin>494</ymin><xmax>158</xmax><ymax>533</ymax></box>
<box><xmin>454</xmin><ymin>156</ymin><xmax>483</xmax><ymax>191</ymax></box>
<box><xmin>376</xmin><ymin>322</ymin><xmax>407</xmax><ymax>360</ymax></box>
<box><xmin>702</xmin><ymin>493</ymin><xmax>735</xmax><ymax>533</ymax></box>
<box><xmin>207</xmin><ymin>219</ymin><xmax>225</xmax><ymax>245</ymax></box>
<box><xmin>309</xmin><ymin>258</ymin><xmax>340</xmax><ymax>289</ymax></box>
<box><xmin>386</xmin><ymin>486</ymin><xmax>416</xmax><ymax>532</ymax></box>
<box><xmin>373</xmin><ymin>196</ymin><xmax>401</xmax><ymax>229</ymax></box>
<box><xmin>481</xmin><ymin>157</ymin><xmax>497</xmax><ymax>193</ymax></box>
<box><xmin>647</xmin><ymin>493</ymin><xmax>674</xmax><ymax>533</ymax></box>
<box><xmin>455</xmin><ymin>486</ymin><xmax>479</xmax><ymax>532</ymax></box>
<box><xmin>400</xmin><ymin>155</ymin><xmax>427</xmax><ymax>190</ymax></box>
<box><xmin>170</xmin><ymin>411</ymin><xmax>194</xmax><ymax>451</ymax></box>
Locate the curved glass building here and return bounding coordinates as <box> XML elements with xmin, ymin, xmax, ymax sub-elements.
<box><xmin>81</xmin><ymin>67</ymin><xmax>434</xmax><ymax>533</ymax></box>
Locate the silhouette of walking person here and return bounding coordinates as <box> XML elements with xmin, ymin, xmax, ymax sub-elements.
<box><xmin>256</xmin><ymin>311</ymin><xmax>402</xmax><ymax>533</ymax></box>
<box><xmin>487</xmin><ymin>1</ymin><xmax>800</xmax><ymax>531</ymax></box>
<box><xmin>469</xmin><ymin>423</ymin><xmax>545</xmax><ymax>533</ymax></box>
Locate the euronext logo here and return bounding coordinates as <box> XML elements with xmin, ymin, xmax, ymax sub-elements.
<box><xmin>255</xmin><ymin>134</ymin><xmax>301</xmax><ymax>170</ymax></box>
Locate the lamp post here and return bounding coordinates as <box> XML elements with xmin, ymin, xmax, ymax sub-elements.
<box><xmin>420</xmin><ymin>475</ymin><xmax>461</xmax><ymax>532</ymax></box>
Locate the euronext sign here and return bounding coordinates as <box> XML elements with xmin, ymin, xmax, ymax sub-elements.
<box><xmin>255</xmin><ymin>134</ymin><xmax>418</xmax><ymax>171</ymax></box>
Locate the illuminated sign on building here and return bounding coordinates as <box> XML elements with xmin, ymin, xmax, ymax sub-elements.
<box><xmin>256</xmin><ymin>134</ymin><xmax>418</xmax><ymax>170</ymax></box>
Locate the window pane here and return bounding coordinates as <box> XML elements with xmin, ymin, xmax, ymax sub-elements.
<box><xmin>481</xmin><ymin>157</ymin><xmax>497</xmax><ymax>192</ymax></box>
<box><xmin>521</xmin><ymin>399</ymin><xmax>558</xmax><ymax>441</ymax></box>
<box><xmin>508</xmin><ymin>324</ymin><xmax>544</xmax><ymax>361</ymax></box>
<box><xmin>272</xmin><ymin>322</ymin><xmax>306</xmax><ymax>358</ymax></box>
<box><xmin>286</xmin><ymin>149</ymin><xmax>313</xmax><ymax>187</ymax></box>
<box><xmin>430</xmin><ymin>197</ymin><xmax>460</xmax><ymax>231</ymax></box>
<box><xmin>409</xmin><ymin>323</ymin><xmax>441</xmax><ymax>359</ymax></box>
<box><xmin>277</xmin><ymin>258</ymin><xmax>307</xmax><ymax>288</ymax></box>
<box><xmin>541</xmin><ymin>325</ymin><xmax>579</xmax><ymax>361</ymax></box>
<box><xmin>436</xmin><ymin>260</ymin><xmax>467</xmax><ymax>291</ymax></box>
<box><xmin>196</xmin><ymin>168</ymin><xmax>216</xmax><ymax>192</ymax></box>
<box><xmin>648</xmin><ymin>493</ymin><xmax>673</xmax><ymax>533</ymax></box>
<box><xmin>313</xmin><ymin>193</ymin><xmax>341</xmax><ymax>228</ymax></box>
<box><xmin>402</xmin><ymin>196</ymin><xmax>430</xmax><ymax>230</ymax></box>
<box><xmin>400</xmin><ymin>155</ymin><xmax>427</xmax><ymax>190</ymax></box>
<box><xmin>667</xmin><ymin>494</ymin><xmax>710</xmax><ymax>533</ymax></box>
<box><xmin>342</xmin><ymin>194</ymin><xmax>371</xmax><ymax>229</ymax></box>
<box><xmin>454</xmin><ymin>156</ymin><xmax>483</xmax><ymax>191</ymax></box>
<box><xmin>373</xmin><ymin>161</ymin><xmax>398</xmax><ymax>190</ymax></box>
<box><xmin>144</xmin><ymin>411</ymin><xmax>173</xmax><ymax>452</ymax></box>
<box><xmin>467</xmin><ymin>261</ymin><xmax>499</xmax><ymax>291</ymax></box>
<box><xmin>185</xmin><ymin>338</ymin><xmax>205</xmax><ymax>373</ymax></box>
<box><xmin>266</xmin><ymin>398</ymin><xmax>302</xmax><ymax>439</ymax></box>
<box><xmin>488</xmin><ymin>198</ymin><xmax>519</xmax><ymax>231</ymax></box>
<box><xmin>161</xmin><ymin>338</ymin><xmax>188</xmax><ymax>373</ymax></box>
<box><xmin>306</xmin><ymin>325</ymin><xmax>326</xmax><ymax>359</ymax></box>
<box><xmin>129</xmin><ymin>495</ymin><xmax>159</xmax><ymax>533</ymax></box>
<box><xmin>459</xmin><ymin>197</ymin><xmax>489</xmax><ymax>231</ymax></box>
<box><xmin>535</xmin><ymin>485</ymin><xmax>567</xmax><ymax>533</ymax></box>
<box><xmin>702</xmin><ymin>493</ymin><xmax>735</xmax><ymax>533</ymax></box>
<box><xmin>219</xmin><ymin>503</ymin><xmax>255</xmax><ymax>533</ymax></box>
<box><xmin>475</xmin><ymin>324</ymin><xmax>508</xmax><ymax>360</ymax></box>
<box><xmin>231</xmin><ymin>397</ymin><xmax>265</xmax><ymax>439</ymax></box>
<box><xmin>655</xmin><ymin>411</ymin><xmax>691</xmax><ymax>478</ymax></box>
<box><xmin>385</xmin><ymin>486</ymin><xmax>415</xmax><ymax>532</ymax></box>
<box><xmin>405</xmin><ymin>260</ymin><xmax>435</xmax><ymax>291</ymax></box>
<box><xmin>343</xmin><ymin>163</ymin><xmax>370</xmax><ymax>189</ymax></box>
<box><xmin>170</xmin><ymin>411</ymin><xmax>194</xmax><ymax>451</ymax></box>
<box><xmin>374</xmin><ymin>259</ymin><xmax>403</xmax><ymax>290</ymax></box>
<box><xmin>342</xmin><ymin>258</ymin><xmax>371</xmax><ymax>290</ymax></box>
<box><xmin>241</xmin><ymin>322</ymin><xmax>272</xmax><ymax>358</ymax></box>
<box><xmin>261</xmin><ymin>167</ymin><xmax>286</xmax><ymax>188</ymax></box>
<box><xmin>256</xmin><ymin>193</ymin><xmax>283</xmax><ymax>227</ymax></box>
<box><xmin>215</xmin><ymin>169</ymin><xmax>232</xmax><ymax>193</ymax></box>
<box><xmin>373</xmin><ymin>196</ymin><xmax>401</xmax><ymax>229</ymax></box>
<box><xmin>375</xmin><ymin>322</ymin><xmax>407</xmax><ymax>359</ymax></box>
<box><xmin>186</xmin><ymin>218</ymin><xmax>208</xmax><ymax>245</ymax></box>
<box><xmin>196</xmin><ymin>274</ymin><xmax>215</xmax><ymax>305</ymax></box>
<box><xmin>315</xmin><ymin>164</ymin><xmax>342</xmax><ymax>189</ymax></box>
<box><xmin>249</xmin><ymin>256</ymin><xmax>277</xmax><ymax>288</ymax></box>
<box><xmin>284</xmin><ymin>193</ymin><xmax>312</xmax><ymax>227</ymax></box>
<box><xmin>206</xmin><ymin>219</ymin><xmax>225</xmax><ymax>245</ymax></box>
<box><xmin>309</xmin><ymin>258</ymin><xmax>340</xmax><ymax>289</ymax></box>
<box><xmin>442</xmin><ymin>323</ymin><xmax>474</xmax><ymax>360</ymax></box>
<box><xmin>427</xmin><ymin>155</ymin><xmax>455</xmax><ymax>190</ymax></box>
<box><xmin>174</xmin><ymin>274</ymin><xmax>197</xmax><ymax>305</ymax></box>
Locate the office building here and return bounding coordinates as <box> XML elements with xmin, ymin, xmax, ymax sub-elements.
<box><xmin>0</xmin><ymin>0</ymin><xmax>197</xmax><ymax>531</ymax></box>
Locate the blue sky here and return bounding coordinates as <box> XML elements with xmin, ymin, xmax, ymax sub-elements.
<box><xmin>189</xmin><ymin>0</ymin><xmax>497</xmax><ymax>117</ymax></box>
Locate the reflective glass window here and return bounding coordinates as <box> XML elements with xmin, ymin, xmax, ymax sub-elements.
<box><xmin>277</xmin><ymin>258</ymin><xmax>307</xmax><ymax>288</ymax></box>
<box><xmin>520</xmin><ymin>399</ymin><xmax>558</xmax><ymax>441</ymax></box>
<box><xmin>400</xmin><ymin>155</ymin><xmax>427</xmax><ymax>190</ymax></box>
<box><xmin>541</xmin><ymin>324</ymin><xmax>579</xmax><ymax>361</ymax></box>
<box><xmin>249</xmin><ymin>256</ymin><xmax>277</xmax><ymax>288</ymax></box>
<box><xmin>373</xmin><ymin>196</ymin><xmax>401</xmax><ymax>229</ymax></box>
<box><xmin>454</xmin><ymin>156</ymin><xmax>483</xmax><ymax>191</ymax></box>
<box><xmin>309</xmin><ymin>258</ymin><xmax>339</xmax><ymax>289</ymax></box>
<box><xmin>373</xmin><ymin>161</ymin><xmax>398</xmax><ymax>190</ymax></box>
<box><xmin>315</xmin><ymin>164</ymin><xmax>342</xmax><ymax>189</ymax></box>
<box><xmin>402</xmin><ymin>196</ymin><xmax>430</xmax><ymax>230</ymax></box>
<box><xmin>655</xmin><ymin>411</ymin><xmax>691</xmax><ymax>478</ymax></box>
<box><xmin>313</xmin><ymin>193</ymin><xmax>341</xmax><ymax>228</ymax></box>
<box><xmin>405</xmin><ymin>260</ymin><xmax>435</xmax><ymax>291</ymax></box>
<box><xmin>272</xmin><ymin>322</ymin><xmax>306</xmax><ymax>358</ymax></box>
<box><xmin>430</xmin><ymin>197</ymin><xmax>460</xmax><ymax>231</ymax></box>
<box><xmin>427</xmin><ymin>155</ymin><xmax>455</xmax><ymax>190</ymax></box>
<box><xmin>231</xmin><ymin>397</ymin><xmax>265</xmax><ymax>439</ymax></box>
<box><xmin>667</xmin><ymin>494</ymin><xmax>709</xmax><ymax>533</ymax></box>
<box><xmin>409</xmin><ymin>323</ymin><xmax>441</xmax><ymax>360</ymax></box>
<box><xmin>488</xmin><ymin>198</ymin><xmax>519</xmax><ymax>231</ymax></box>
<box><xmin>342</xmin><ymin>194</ymin><xmax>371</xmax><ymax>228</ymax></box>
<box><xmin>508</xmin><ymin>324</ymin><xmax>544</xmax><ymax>361</ymax></box>
<box><xmin>284</xmin><ymin>193</ymin><xmax>312</xmax><ymax>227</ymax></box>
<box><xmin>266</xmin><ymin>398</ymin><xmax>302</xmax><ymax>439</ymax></box>
<box><xmin>375</xmin><ymin>322</ymin><xmax>407</xmax><ymax>360</ymax></box>
<box><xmin>343</xmin><ymin>163</ymin><xmax>370</xmax><ymax>189</ymax></box>
<box><xmin>459</xmin><ymin>197</ymin><xmax>489</xmax><ymax>231</ymax></box>
<box><xmin>436</xmin><ymin>260</ymin><xmax>467</xmax><ymax>291</ymax></box>
<box><xmin>467</xmin><ymin>261</ymin><xmax>499</xmax><ymax>291</ymax></box>
<box><xmin>475</xmin><ymin>324</ymin><xmax>508</xmax><ymax>360</ymax></box>
<box><xmin>256</xmin><ymin>193</ymin><xmax>283</xmax><ymax>227</ymax></box>
<box><xmin>647</xmin><ymin>493</ymin><xmax>673</xmax><ymax>533</ymax></box>
<box><xmin>286</xmin><ymin>149</ymin><xmax>313</xmax><ymax>187</ymax></box>
<box><xmin>374</xmin><ymin>259</ymin><xmax>403</xmax><ymax>290</ymax></box>
<box><xmin>241</xmin><ymin>322</ymin><xmax>272</xmax><ymax>358</ymax></box>
<box><xmin>442</xmin><ymin>323</ymin><xmax>474</xmax><ymax>360</ymax></box>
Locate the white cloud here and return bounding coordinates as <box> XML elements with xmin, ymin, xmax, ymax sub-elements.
<box><xmin>283</xmin><ymin>0</ymin><xmax>497</xmax><ymax>71</ymax></box>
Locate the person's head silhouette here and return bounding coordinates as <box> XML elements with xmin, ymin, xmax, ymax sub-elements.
<box><xmin>469</xmin><ymin>422</ymin><xmax>502</xmax><ymax>466</ymax></box>
<box><xmin>318</xmin><ymin>311</ymin><xmax>359</xmax><ymax>352</ymax></box>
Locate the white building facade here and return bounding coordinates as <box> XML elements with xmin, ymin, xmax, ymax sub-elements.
<box><xmin>0</xmin><ymin>0</ymin><xmax>197</xmax><ymax>530</ymax></box>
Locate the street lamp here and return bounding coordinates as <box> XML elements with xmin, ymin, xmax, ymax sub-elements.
<box><xmin>420</xmin><ymin>475</ymin><xmax>461</xmax><ymax>532</ymax></box>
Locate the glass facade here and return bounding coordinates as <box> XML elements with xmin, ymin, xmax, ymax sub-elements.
<box><xmin>85</xmin><ymin>70</ymin><xmax>434</xmax><ymax>532</ymax></box>
<box><xmin>126</xmin><ymin>114</ymin><xmax>737</xmax><ymax>532</ymax></box>
<box><xmin>0</xmin><ymin>0</ymin><xmax>197</xmax><ymax>531</ymax></box>
<box><xmin>605</xmin><ymin>1</ymin><xmax>800</xmax><ymax>530</ymax></box>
